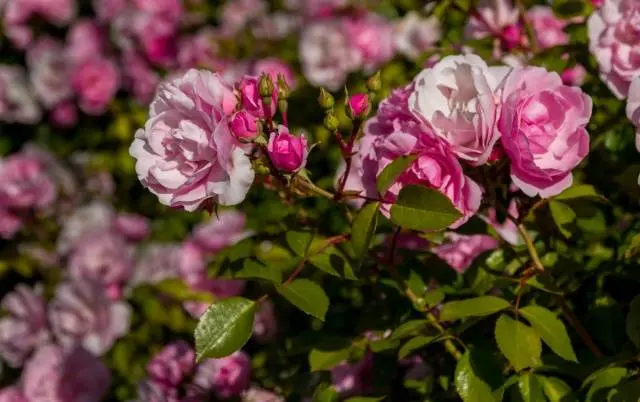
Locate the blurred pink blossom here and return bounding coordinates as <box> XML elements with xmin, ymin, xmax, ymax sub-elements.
<box><xmin>344</xmin><ymin>13</ymin><xmax>395</xmax><ymax>72</ymax></box>
<box><xmin>243</xmin><ymin>387</ymin><xmax>285</xmax><ymax>402</ymax></box>
<box><xmin>528</xmin><ymin>6</ymin><xmax>569</xmax><ymax>50</ymax></box>
<box><xmin>146</xmin><ymin>341</ymin><xmax>196</xmax><ymax>394</ymax></box>
<box><xmin>66</xmin><ymin>19</ymin><xmax>104</xmax><ymax>65</ymax></box>
<box><xmin>191</xmin><ymin>210</ymin><xmax>253</xmax><ymax>254</ymax></box>
<box><xmin>627</xmin><ymin>77</ymin><xmax>640</xmax><ymax>155</ymax></box>
<box><xmin>252</xmin><ymin>58</ymin><xmax>296</xmax><ymax>90</ymax></box>
<box><xmin>129</xmin><ymin>243</ymin><xmax>182</xmax><ymax>288</ymax></box>
<box><xmin>114</xmin><ymin>213</ymin><xmax>151</xmax><ymax>241</ymax></box>
<box><xmin>0</xmin><ymin>387</ymin><xmax>27</xmax><ymax>402</ymax></box>
<box><xmin>220</xmin><ymin>0</ymin><xmax>267</xmax><ymax>36</ymax></box>
<box><xmin>393</xmin><ymin>11</ymin><xmax>441</xmax><ymax>60</ymax></box>
<box><xmin>331</xmin><ymin>353</ymin><xmax>373</xmax><ymax>397</ymax></box>
<box><xmin>71</xmin><ymin>57</ymin><xmax>120</xmax><ymax>115</ymax></box>
<box><xmin>26</xmin><ymin>37</ymin><xmax>72</xmax><ymax>108</ymax></box>
<box><xmin>432</xmin><ymin>233</ymin><xmax>499</xmax><ymax>273</ymax></box>
<box><xmin>56</xmin><ymin>201</ymin><xmax>115</xmax><ymax>255</ymax></box>
<box><xmin>194</xmin><ymin>351</ymin><xmax>252</xmax><ymax>399</ymax></box>
<box><xmin>0</xmin><ymin>65</ymin><xmax>41</xmax><ymax>124</ymax></box>
<box><xmin>50</xmin><ymin>101</ymin><xmax>78</xmax><ymax>128</ymax></box>
<box><xmin>253</xmin><ymin>300</ymin><xmax>277</xmax><ymax>343</ymax></box>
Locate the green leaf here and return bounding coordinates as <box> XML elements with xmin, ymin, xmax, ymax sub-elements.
<box><xmin>520</xmin><ymin>305</ymin><xmax>578</xmax><ymax>363</ymax></box>
<box><xmin>351</xmin><ymin>202</ymin><xmax>379</xmax><ymax>268</ymax></box>
<box><xmin>309</xmin><ymin>247</ymin><xmax>356</xmax><ymax>279</ymax></box>
<box><xmin>194</xmin><ymin>297</ymin><xmax>256</xmax><ymax>361</ymax></box>
<box><xmin>585</xmin><ymin>367</ymin><xmax>628</xmax><ymax>402</ymax></box>
<box><xmin>549</xmin><ymin>200</ymin><xmax>576</xmax><ymax>239</ymax></box>
<box><xmin>518</xmin><ymin>373</ymin><xmax>545</xmax><ymax>402</ymax></box>
<box><xmin>423</xmin><ymin>289</ymin><xmax>446</xmax><ymax>308</ymax></box>
<box><xmin>277</xmin><ymin>279</ymin><xmax>329</xmax><ymax>321</ymax></box>
<box><xmin>625</xmin><ymin>233</ymin><xmax>640</xmax><ymax>260</ymax></box>
<box><xmin>309</xmin><ymin>348</ymin><xmax>351</xmax><ymax>371</ymax></box>
<box><xmin>455</xmin><ymin>350</ymin><xmax>497</xmax><ymax>402</ymax></box>
<box><xmin>493</xmin><ymin>376</ymin><xmax>518</xmax><ymax>401</ymax></box>
<box><xmin>390</xmin><ymin>319</ymin><xmax>428</xmax><ymax>340</ymax></box>
<box><xmin>440</xmin><ymin>296</ymin><xmax>511</xmax><ymax>321</ymax></box>
<box><xmin>626</xmin><ymin>295</ymin><xmax>640</xmax><ymax>349</ymax></box>
<box><xmin>312</xmin><ymin>383</ymin><xmax>339</xmax><ymax>402</ymax></box>
<box><xmin>376</xmin><ymin>154</ymin><xmax>417</xmax><ymax>194</ymax></box>
<box><xmin>389</xmin><ymin>185</ymin><xmax>462</xmax><ymax>232</ymax></box>
<box><xmin>553</xmin><ymin>0</ymin><xmax>591</xmax><ymax>18</ymax></box>
<box><xmin>610</xmin><ymin>380</ymin><xmax>640</xmax><ymax>402</ymax></box>
<box><xmin>286</xmin><ymin>231</ymin><xmax>314</xmax><ymax>256</ymax></box>
<box><xmin>235</xmin><ymin>259</ymin><xmax>282</xmax><ymax>283</ymax></box>
<box><xmin>155</xmin><ymin>278</ymin><xmax>215</xmax><ymax>303</ymax></box>
<box><xmin>554</xmin><ymin>184</ymin><xmax>607</xmax><ymax>203</ymax></box>
<box><xmin>495</xmin><ymin>315</ymin><xmax>542</xmax><ymax>372</ymax></box>
<box><xmin>539</xmin><ymin>376</ymin><xmax>572</xmax><ymax>402</ymax></box>
<box><xmin>344</xmin><ymin>398</ymin><xmax>385</xmax><ymax>402</ymax></box>
<box><xmin>398</xmin><ymin>335</ymin><xmax>435</xmax><ymax>359</ymax></box>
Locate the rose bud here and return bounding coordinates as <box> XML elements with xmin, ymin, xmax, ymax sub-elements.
<box><xmin>267</xmin><ymin>126</ymin><xmax>309</xmax><ymax>173</ymax></box>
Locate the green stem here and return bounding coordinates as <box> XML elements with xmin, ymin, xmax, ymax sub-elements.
<box><xmin>294</xmin><ymin>177</ymin><xmax>335</xmax><ymax>200</ymax></box>
<box><xmin>517</xmin><ymin>224</ymin><xmax>544</xmax><ymax>272</ymax></box>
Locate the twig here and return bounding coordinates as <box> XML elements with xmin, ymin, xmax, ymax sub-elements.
<box><xmin>335</xmin><ymin>120</ymin><xmax>363</xmax><ymax>200</ymax></box>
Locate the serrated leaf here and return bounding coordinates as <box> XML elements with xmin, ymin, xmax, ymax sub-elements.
<box><xmin>455</xmin><ymin>350</ymin><xmax>497</xmax><ymax>402</ymax></box>
<box><xmin>351</xmin><ymin>202</ymin><xmax>379</xmax><ymax>268</ymax></box>
<box><xmin>194</xmin><ymin>297</ymin><xmax>256</xmax><ymax>361</ymax></box>
<box><xmin>156</xmin><ymin>278</ymin><xmax>215</xmax><ymax>303</ymax></box>
<box><xmin>540</xmin><ymin>376</ymin><xmax>572</xmax><ymax>402</ymax></box>
<box><xmin>376</xmin><ymin>155</ymin><xmax>417</xmax><ymax>194</ymax></box>
<box><xmin>390</xmin><ymin>185</ymin><xmax>462</xmax><ymax>232</ymax></box>
<box><xmin>626</xmin><ymin>295</ymin><xmax>640</xmax><ymax>349</ymax></box>
<box><xmin>549</xmin><ymin>200</ymin><xmax>576</xmax><ymax>239</ymax></box>
<box><xmin>398</xmin><ymin>335</ymin><xmax>435</xmax><ymax>359</ymax></box>
<box><xmin>277</xmin><ymin>279</ymin><xmax>329</xmax><ymax>320</ymax></box>
<box><xmin>520</xmin><ymin>305</ymin><xmax>578</xmax><ymax>363</ymax></box>
<box><xmin>309</xmin><ymin>348</ymin><xmax>351</xmax><ymax>371</ymax></box>
<box><xmin>518</xmin><ymin>373</ymin><xmax>545</xmax><ymax>402</ymax></box>
<box><xmin>286</xmin><ymin>231</ymin><xmax>314</xmax><ymax>256</ymax></box>
<box><xmin>440</xmin><ymin>296</ymin><xmax>511</xmax><ymax>321</ymax></box>
<box><xmin>235</xmin><ymin>259</ymin><xmax>282</xmax><ymax>283</ymax></box>
<box><xmin>495</xmin><ymin>315</ymin><xmax>542</xmax><ymax>372</ymax></box>
<box><xmin>585</xmin><ymin>367</ymin><xmax>628</xmax><ymax>402</ymax></box>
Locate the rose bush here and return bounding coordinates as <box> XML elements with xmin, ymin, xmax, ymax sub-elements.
<box><xmin>2</xmin><ymin>0</ymin><xmax>640</xmax><ymax>401</ymax></box>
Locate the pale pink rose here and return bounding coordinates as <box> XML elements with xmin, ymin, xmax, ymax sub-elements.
<box><xmin>252</xmin><ymin>58</ymin><xmax>296</xmax><ymax>90</ymax></box>
<box><xmin>92</xmin><ymin>0</ymin><xmax>126</xmax><ymax>21</ymax></box>
<box><xmin>194</xmin><ymin>351</ymin><xmax>251</xmax><ymax>399</ymax></box>
<box><xmin>344</xmin><ymin>13</ymin><xmax>395</xmax><ymax>72</ymax></box>
<box><xmin>146</xmin><ymin>341</ymin><xmax>195</xmax><ymax>394</ymax></box>
<box><xmin>26</xmin><ymin>37</ymin><xmax>72</xmax><ymax>108</ymax></box>
<box><xmin>528</xmin><ymin>6</ymin><xmax>569</xmax><ymax>49</ymax></box>
<box><xmin>50</xmin><ymin>101</ymin><xmax>78</xmax><ymax>128</ymax></box>
<box><xmin>48</xmin><ymin>280</ymin><xmax>131</xmax><ymax>355</ymax></box>
<box><xmin>220</xmin><ymin>0</ymin><xmax>267</xmax><ymax>36</ymax></box>
<box><xmin>331</xmin><ymin>353</ymin><xmax>373</xmax><ymax>397</ymax></box>
<box><xmin>0</xmin><ymin>153</ymin><xmax>56</xmax><ymax>211</ymax></box>
<box><xmin>238</xmin><ymin>75</ymin><xmax>276</xmax><ymax>119</ymax></box>
<box><xmin>393</xmin><ymin>11</ymin><xmax>441</xmax><ymax>60</ymax></box>
<box><xmin>626</xmin><ymin>77</ymin><xmax>640</xmax><ymax>154</ymax></box>
<box><xmin>129</xmin><ymin>69</ymin><xmax>254</xmax><ymax>211</ymax></box>
<box><xmin>114</xmin><ymin>213</ymin><xmax>151</xmax><ymax>241</ymax></box>
<box><xmin>588</xmin><ymin>0</ymin><xmax>640</xmax><ymax>98</ymax></box>
<box><xmin>0</xmin><ymin>65</ymin><xmax>41</xmax><ymax>124</ymax></box>
<box><xmin>0</xmin><ymin>285</ymin><xmax>49</xmax><ymax>368</ymax></box>
<box><xmin>71</xmin><ymin>57</ymin><xmax>120</xmax><ymax>115</ymax></box>
<box><xmin>432</xmin><ymin>233</ymin><xmax>499</xmax><ymax>273</ymax></box>
<box><xmin>561</xmin><ymin>64</ymin><xmax>587</xmax><ymax>87</ymax></box>
<box><xmin>22</xmin><ymin>345</ymin><xmax>110</xmax><ymax>402</ymax></box>
<box><xmin>465</xmin><ymin>0</ymin><xmax>519</xmax><ymax>40</ymax></box>
<box><xmin>67</xmin><ymin>230</ymin><xmax>133</xmax><ymax>296</ymax></box>
<box><xmin>253</xmin><ymin>300</ymin><xmax>277</xmax><ymax>343</ymax></box>
<box><xmin>129</xmin><ymin>243</ymin><xmax>182</xmax><ymax>288</ymax></box>
<box><xmin>409</xmin><ymin>54</ymin><xmax>509</xmax><ymax>165</ymax></box>
<box><xmin>66</xmin><ymin>20</ymin><xmax>104</xmax><ymax>65</ymax></box>
<box><xmin>267</xmin><ymin>126</ymin><xmax>309</xmax><ymax>173</ymax></box>
<box><xmin>56</xmin><ymin>201</ymin><xmax>116</xmax><ymax>255</ymax></box>
<box><xmin>498</xmin><ymin>67</ymin><xmax>592</xmax><ymax>197</ymax></box>
<box><xmin>121</xmin><ymin>51</ymin><xmax>160</xmax><ymax>105</ymax></box>
<box><xmin>191</xmin><ymin>210</ymin><xmax>253</xmax><ymax>253</ymax></box>
<box><xmin>243</xmin><ymin>387</ymin><xmax>284</xmax><ymax>402</ymax></box>
<box><xmin>0</xmin><ymin>387</ymin><xmax>27</xmax><ymax>402</ymax></box>
<box><xmin>299</xmin><ymin>21</ymin><xmax>356</xmax><ymax>90</ymax></box>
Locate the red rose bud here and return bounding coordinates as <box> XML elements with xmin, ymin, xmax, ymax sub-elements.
<box><xmin>230</xmin><ymin>111</ymin><xmax>260</xmax><ymax>141</ymax></box>
<box><xmin>347</xmin><ymin>93</ymin><xmax>370</xmax><ymax>119</ymax></box>
<box><xmin>501</xmin><ymin>24</ymin><xmax>523</xmax><ymax>50</ymax></box>
<box><xmin>267</xmin><ymin>126</ymin><xmax>309</xmax><ymax>173</ymax></box>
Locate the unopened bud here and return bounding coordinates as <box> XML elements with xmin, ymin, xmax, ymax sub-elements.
<box><xmin>318</xmin><ymin>88</ymin><xmax>335</xmax><ymax>109</ymax></box>
<box><xmin>278</xmin><ymin>99</ymin><xmax>288</xmax><ymax>117</ymax></box>
<box><xmin>277</xmin><ymin>74</ymin><xmax>290</xmax><ymax>100</ymax></box>
<box><xmin>346</xmin><ymin>93</ymin><xmax>370</xmax><ymax>120</ymax></box>
<box><xmin>259</xmin><ymin>73</ymin><xmax>275</xmax><ymax>99</ymax></box>
<box><xmin>323</xmin><ymin>113</ymin><xmax>340</xmax><ymax>132</ymax></box>
<box><xmin>366</xmin><ymin>71</ymin><xmax>382</xmax><ymax>92</ymax></box>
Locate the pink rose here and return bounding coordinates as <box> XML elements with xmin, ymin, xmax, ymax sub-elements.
<box><xmin>194</xmin><ymin>351</ymin><xmax>252</xmax><ymax>399</ymax></box>
<box><xmin>130</xmin><ymin>243</ymin><xmax>182</xmax><ymax>288</ymax></box>
<box><xmin>0</xmin><ymin>387</ymin><xmax>27</xmax><ymax>402</ymax></box>
<box><xmin>0</xmin><ymin>65</ymin><xmax>41</xmax><ymax>124</ymax></box>
<box><xmin>393</xmin><ymin>11</ymin><xmax>441</xmax><ymax>60</ymax></box>
<box><xmin>135</xmin><ymin>14</ymin><xmax>178</xmax><ymax>68</ymax></box>
<box><xmin>114</xmin><ymin>213</ymin><xmax>151</xmax><ymax>241</ymax></box>
<box><xmin>432</xmin><ymin>233</ymin><xmax>499</xmax><ymax>273</ymax></box>
<box><xmin>146</xmin><ymin>341</ymin><xmax>195</xmax><ymax>393</ymax></box>
<box><xmin>409</xmin><ymin>54</ymin><xmax>508</xmax><ymax>165</ymax></box>
<box><xmin>191</xmin><ymin>210</ymin><xmax>253</xmax><ymax>253</ymax></box>
<box><xmin>588</xmin><ymin>0</ymin><xmax>640</xmax><ymax>98</ymax></box>
<box><xmin>66</xmin><ymin>19</ymin><xmax>104</xmax><ymax>65</ymax></box>
<box><xmin>238</xmin><ymin>75</ymin><xmax>276</xmax><ymax>119</ymax></box>
<box><xmin>71</xmin><ymin>57</ymin><xmax>120</xmax><ymax>115</ymax></box>
<box><xmin>50</xmin><ymin>101</ymin><xmax>78</xmax><ymax>128</ymax></box>
<box><xmin>67</xmin><ymin>230</ymin><xmax>133</xmax><ymax>295</ymax></box>
<box><xmin>22</xmin><ymin>345</ymin><xmax>110</xmax><ymax>402</ymax></box>
<box><xmin>92</xmin><ymin>0</ymin><xmax>126</xmax><ymax>21</ymax></box>
<box><xmin>528</xmin><ymin>6</ymin><xmax>569</xmax><ymax>50</ymax></box>
<box><xmin>465</xmin><ymin>0</ymin><xmax>520</xmax><ymax>41</ymax></box>
<box><xmin>299</xmin><ymin>21</ymin><xmax>356</xmax><ymax>90</ymax></box>
<box><xmin>48</xmin><ymin>280</ymin><xmax>131</xmax><ymax>355</ymax></box>
<box><xmin>561</xmin><ymin>64</ymin><xmax>587</xmax><ymax>87</ymax></box>
<box><xmin>130</xmin><ymin>69</ymin><xmax>254</xmax><ymax>211</ymax></box>
<box><xmin>252</xmin><ymin>58</ymin><xmax>296</xmax><ymax>90</ymax></box>
<box><xmin>331</xmin><ymin>353</ymin><xmax>373</xmax><ymax>397</ymax></box>
<box><xmin>267</xmin><ymin>126</ymin><xmax>309</xmax><ymax>173</ymax></box>
<box><xmin>626</xmin><ymin>77</ymin><xmax>640</xmax><ymax>153</ymax></box>
<box><xmin>498</xmin><ymin>67</ymin><xmax>592</xmax><ymax>197</ymax></box>
<box><xmin>26</xmin><ymin>37</ymin><xmax>72</xmax><ymax>108</ymax></box>
<box><xmin>253</xmin><ymin>300</ymin><xmax>277</xmax><ymax>343</ymax></box>
<box><xmin>344</xmin><ymin>13</ymin><xmax>395</xmax><ymax>72</ymax></box>
<box><xmin>230</xmin><ymin>111</ymin><xmax>260</xmax><ymax>141</ymax></box>
<box><xmin>347</xmin><ymin>93</ymin><xmax>370</xmax><ymax>119</ymax></box>
<box><xmin>0</xmin><ymin>285</ymin><xmax>49</xmax><ymax>367</ymax></box>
